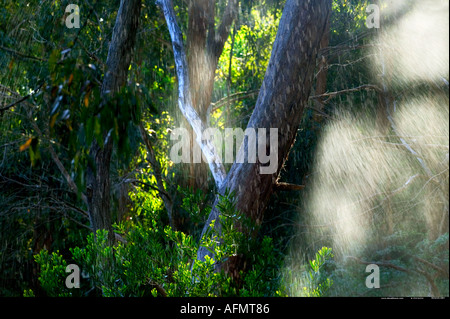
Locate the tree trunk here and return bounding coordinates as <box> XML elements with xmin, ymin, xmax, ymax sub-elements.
<box><xmin>197</xmin><ymin>0</ymin><xmax>332</xmax><ymax>279</ymax></box>
<box><xmin>86</xmin><ymin>0</ymin><xmax>141</xmax><ymax>244</ymax></box>
<box><xmin>181</xmin><ymin>0</ymin><xmax>237</xmax><ymax>192</ymax></box>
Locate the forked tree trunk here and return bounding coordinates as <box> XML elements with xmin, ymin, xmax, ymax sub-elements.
<box><xmin>86</xmin><ymin>0</ymin><xmax>141</xmax><ymax>244</ymax></box>
<box><xmin>197</xmin><ymin>0</ymin><xmax>332</xmax><ymax>279</ymax></box>
<box><xmin>159</xmin><ymin>0</ymin><xmax>331</xmax><ymax>279</ymax></box>
<box><xmin>182</xmin><ymin>0</ymin><xmax>237</xmax><ymax>192</ymax></box>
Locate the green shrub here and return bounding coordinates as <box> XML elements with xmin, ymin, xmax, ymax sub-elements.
<box><xmin>34</xmin><ymin>250</ymin><xmax>71</xmax><ymax>297</ymax></box>
<box><xmin>303</xmin><ymin>247</ymin><xmax>334</xmax><ymax>297</ymax></box>
<box><xmin>33</xmin><ymin>190</ymin><xmax>285</xmax><ymax>297</ymax></box>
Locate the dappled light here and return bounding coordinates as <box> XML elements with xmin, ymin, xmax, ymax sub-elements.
<box><xmin>284</xmin><ymin>0</ymin><xmax>448</xmax><ymax>297</ymax></box>
<box><xmin>375</xmin><ymin>0</ymin><xmax>449</xmax><ymax>84</ymax></box>
<box><xmin>0</xmin><ymin>0</ymin><xmax>448</xmax><ymax>302</ymax></box>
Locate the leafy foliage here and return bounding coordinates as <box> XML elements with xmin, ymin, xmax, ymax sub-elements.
<box><xmin>34</xmin><ymin>250</ymin><xmax>71</xmax><ymax>297</ymax></box>
<box><xmin>32</xmin><ymin>191</ymin><xmax>285</xmax><ymax>297</ymax></box>
<box><xmin>303</xmin><ymin>247</ymin><xmax>334</xmax><ymax>297</ymax></box>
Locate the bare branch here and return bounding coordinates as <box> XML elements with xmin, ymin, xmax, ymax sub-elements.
<box><xmin>309</xmin><ymin>84</ymin><xmax>382</xmax><ymax>103</ymax></box>
<box><xmin>347</xmin><ymin>256</ymin><xmax>414</xmax><ymax>274</ymax></box>
<box><xmin>0</xmin><ymin>45</ymin><xmax>46</xmax><ymax>62</ymax></box>
<box><xmin>49</xmin><ymin>197</ymin><xmax>89</xmax><ymax>218</ymax></box>
<box><xmin>211</xmin><ymin>84</ymin><xmax>381</xmax><ymax>115</ymax></box>
<box><xmin>320</xmin><ymin>43</ymin><xmax>378</xmax><ymax>55</ymax></box>
<box><xmin>376</xmin><ymin>30</ymin><xmax>434</xmax><ymax>178</ymax></box>
<box><xmin>411</xmin><ymin>255</ymin><xmax>448</xmax><ymax>278</ymax></box>
<box><xmin>210</xmin><ymin>90</ymin><xmax>259</xmax><ymax>113</ymax></box>
<box><xmin>387</xmin><ymin>111</ymin><xmax>434</xmax><ymax>177</ymax></box>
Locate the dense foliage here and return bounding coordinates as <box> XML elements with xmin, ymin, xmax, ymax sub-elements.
<box><xmin>1</xmin><ymin>0</ymin><xmax>448</xmax><ymax>297</ymax></box>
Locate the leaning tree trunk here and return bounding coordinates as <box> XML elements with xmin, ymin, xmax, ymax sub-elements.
<box><xmin>197</xmin><ymin>0</ymin><xmax>332</xmax><ymax>279</ymax></box>
<box><xmin>86</xmin><ymin>0</ymin><xmax>141</xmax><ymax>244</ymax></box>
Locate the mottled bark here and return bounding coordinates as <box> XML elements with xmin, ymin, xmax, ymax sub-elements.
<box><xmin>86</xmin><ymin>0</ymin><xmax>141</xmax><ymax>243</ymax></box>
<box><xmin>197</xmin><ymin>0</ymin><xmax>332</xmax><ymax>278</ymax></box>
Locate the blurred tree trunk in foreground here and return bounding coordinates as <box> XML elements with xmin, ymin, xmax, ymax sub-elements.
<box><xmin>86</xmin><ymin>0</ymin><xmax>141</xmax><ymax>244</ymax></box>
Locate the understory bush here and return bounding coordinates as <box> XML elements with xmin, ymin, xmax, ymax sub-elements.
<box><xmin>32</xmin><ymin>191</ymin><xmax>285</xmax><ymax>297</ymax></box>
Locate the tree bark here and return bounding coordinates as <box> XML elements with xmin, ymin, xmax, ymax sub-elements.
<box><xmin>186</xmin><ymin>0</ymin><xmax>237</xmax><ymax>121</ymax></box>
<box><xmin>197</xmin><ymin>0</ymin><xmax>332</xmax><ymax>278</ymax></box>
<box><xmin>183</xmin><ymin>0</ymin><xmax>237</xmax><ymax>192</ymax></box>
<box><xmin>86</xmin><ymin>0</ymin><xmax>141</xmax><ymax>244</ymax></box>
<box><xmin>158</xmin><ymin>0</ymin><xmax>229</xmax><ymax>190</ymax></box>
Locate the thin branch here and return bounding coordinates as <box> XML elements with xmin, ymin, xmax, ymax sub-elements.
<box><xmin>0</xmin><ymin>173</ymin><xmax>43</xmax><ymax>189</ymax></box>
<box><xmin>211</xmin><ymin>84</ymin><xmax>381</xmax><ymax>114</ymax></box>
<box><xmin>77</xmin><ymin>39</ymin><xmax>107</xmax><ymax>70</ymax></box>
<box><xmin>50</xmin><ymin>193</ymin><xmax>127</xmax><ymax>244</ymax></box>
<box><xmin>49</xmin><ymin>197</ymin><xmax>89</xmax><ymax>218</ymax></box>
<box><xmin>210</xmin><ymin>90</ymin><xmax>259</xmax><ymax>113</ymax></box>
<box><xmin>127</xmin><ymin>178</ymin><xmax>159</xmax><ymax>192</ymax></box>
<box><xmin>305</xmin><ymin>105</ymin><xmax>332</xmax><ymax>119</ymax></box>
<box><xmin>309</xmin><ymin>84</ymin><xmax>382</xmax><ymax>103</ymax></box>
<box><xmin>299</xmin><ymin>174</ymin><xmax>420</xmax><ymax>230</ymax></box>
<box><xmin>322</xmin><ymin>53</ymin><xmax>377</xmax><ymax>72</ymax></box>
<box><xmin>411</xmin><ymin>255</ymin><xmax>448</xmax><ymax>278</ymax></box>
<box><xmin>63</xmin><ymin>214</ymin><xmax>93</xmax><ymax>231</ymax></box>
<box><xmin>387</xmin><ymin>111</ymin><xmax>434</xmax><ymax>177</ymax></box>
<box><xmin>376</xmin><ymin>30</ymin><xmax>434</xmax><ymax>178</ymax></box>
<box><xmin>0</xmin><ymin>95</ymin><xmax>31</xmax><ymax>113</ymax></box>
<box><xmin>347</xmin><ymin>256</ymin><xmax>441</xmax><ymax>297</ymax></box>
<box><xmin>126</xmin><ymin>178</ymin><xmax>170</xmax><ymax>200</ymax></box>
<box><xmin>0</xmin><ymin>84</ymin><xmax>22</xmax><ymax>98</ymax></box>
<box><xmin>0</xmin><ymin>45</ymin><xmax>46</xmax><ymax>62</ymax></box>
<box><xmin>43</xmin><ymin>203</ymin><xmax>92</xmax><ymax>230</ymax></box>
<box><xmin>318</xmin><ymin>29</ymin><xmax>375</xmax><ymax>58</ymax></box>
<box><xmin>274</xmin><ymin>182</ymin><xmax>305</xmax><ymax>191</ymax></box>
<box><xmin>0</xmin><ymin>83</ymin><xmax>43</xmax><ymax>113</ymax></box>
<box><xmin>210</xmin><ymin>88</ymin><xmax>332</xmax><ymax>120</ymax></box>
<box><xmin>347</xmin><ymin>256</ymin><xmax>413</xmax><ymax>273</ymax></box>
<box><xmin>320</xmin><ymin>43</ymin><xmax>378</xmax><ymax>55</ymax></box>
<box><xmin>115</xmin><ymin>233</ymin><xmax>127</xmax><ymax>244</ymax></box>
